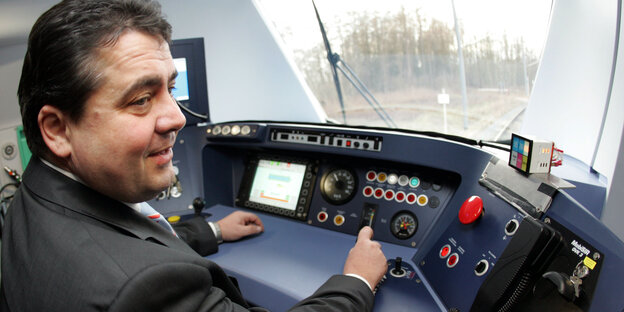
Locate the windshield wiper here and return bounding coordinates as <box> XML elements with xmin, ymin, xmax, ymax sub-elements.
<box><xmin>312</xmin><ymin>1</ymin><xmax>397</xmax><ymax>128</ymax></box>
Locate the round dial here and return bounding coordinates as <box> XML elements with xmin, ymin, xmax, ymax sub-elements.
<box><xmin>390</xmin><ymin>211</ymin><xmax>418</xmax><ymax>239</ymax></box>
<box><xmin>320</xmin><ymin>168</ymin><xmax>357</xmax><ymax>205</ymax></box>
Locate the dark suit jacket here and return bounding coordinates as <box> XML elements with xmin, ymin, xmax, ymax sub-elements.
<box><xmin>0</xmin><ymin>158</ymin><xmax>374</xmax><ymax>311</ymax></box>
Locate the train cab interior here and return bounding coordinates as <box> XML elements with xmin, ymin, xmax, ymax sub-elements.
<box><xmin>1</xmin><ymin>0</ymin><xmax>623</xmax><ymax>311</ymax></box>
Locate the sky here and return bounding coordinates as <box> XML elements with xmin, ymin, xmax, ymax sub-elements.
<box><xmin>256</xmin><ymin>0</ymin><xmax>553</xmax><ymax>55</ymax></box>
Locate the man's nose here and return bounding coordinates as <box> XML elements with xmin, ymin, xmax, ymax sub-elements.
<box><xmin>156</xmin><ymin>94</ymin><xmax>187</xmax><ymax>134</ymax></box>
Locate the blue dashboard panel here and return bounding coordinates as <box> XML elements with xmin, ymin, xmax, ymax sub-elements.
<box><xmin>200</xmin><ymin>205</ymin><xmax>442</xmax><ymax>312</ymax></box>
<box><xmin>156</xmin><ymin>122</ymin><xmax>624</xmax><ymax>312</ymax></box>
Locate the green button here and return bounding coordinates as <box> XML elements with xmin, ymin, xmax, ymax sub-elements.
<box><xmin>410</xmin><ymin>177</ymin><xmax>420</xmax><ymax>187</ymax></box>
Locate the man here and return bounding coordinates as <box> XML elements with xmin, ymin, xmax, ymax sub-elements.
<box><xmin>0</xmin><ymin>0</ymin><xmax>388</xmax><ymax>311</ymax></box>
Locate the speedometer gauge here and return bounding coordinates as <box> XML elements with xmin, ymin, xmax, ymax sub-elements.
<box><xmin>320</xmin><ymin>168</ymin><xmax>357</xmax><ymax>205</ymax></box>
<box><xmin>390</xmin><ymin>211</ymin><xmax>418</xmax><ymax>239</ymax></box>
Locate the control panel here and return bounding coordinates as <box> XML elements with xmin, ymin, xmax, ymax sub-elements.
<box><xmin>232</xmin><ymin>150</ymin><xmax>459</xmax><ymax>248</ymax></box>
<box><xmin>156</xmin><ymin>122</ymin><xmax>623</xmax><ymax>312</ymax></box>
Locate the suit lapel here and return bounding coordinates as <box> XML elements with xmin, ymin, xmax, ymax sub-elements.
<box><xmin>22</xmin><ymin>157</ymin><xmax>195</xmax><ymax>254</ymax></box>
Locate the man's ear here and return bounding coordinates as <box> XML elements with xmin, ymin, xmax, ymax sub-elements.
<box><xmin>38</xmin><ymin>105</ymin><xmax>72</xmax><ymax>158</ymax></box>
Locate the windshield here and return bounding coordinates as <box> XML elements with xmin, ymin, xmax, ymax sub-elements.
<box><xmin>257</xmin><ymin>0</ymin><xmax>552</xmax><ymax>141</ymax></box>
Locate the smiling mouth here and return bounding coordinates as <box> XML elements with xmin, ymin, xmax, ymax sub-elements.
<box><xmin>151</xmin><ymin>148</ymin><xmax>171</xmax><ymax>156</ymax></box>
<box><xmin>149</xmin><ymin>147</ymin><xmax>174</xmax><ymax>165</ymax></box>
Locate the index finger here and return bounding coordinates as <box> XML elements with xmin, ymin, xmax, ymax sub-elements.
<box><xmin>357</xmin><ymin>226</ymin><xmax>374</xmax><ymax>242</ymax></box>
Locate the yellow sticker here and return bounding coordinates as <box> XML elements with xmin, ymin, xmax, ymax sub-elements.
<box><xmin>583</xmin><ymin>256</ymin><xmax>597</xmax><ymax>270</ymax></box>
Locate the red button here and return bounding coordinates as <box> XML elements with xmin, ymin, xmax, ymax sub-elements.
<box><xmin>440</xmin><ymin>245</ymin><xmax>451</xmax><ymax>258</ymax></box>
<box><xmin>367</xmin><ymin>171</ymin><xmax>376</xmax><ymax>181</ymax></box>
<box><xmin>459</xmin><ymin>195</ymin><xmax>484</xmax><ymax>224</ymax></box>
<box><xmin>317</xmin><ymin>211</ymin><xmax>328</xmax><ymax>222</ymax></box>
<box><xmin>374</xmin><ymin>188</ymin><xmax>384</xmax><ymax>198</ymax></box>
<box><xmin>384</xmin><ymin>190</ymin><xmax>395</xmax><ymax>200</ymax></box>
<box><xmin>363</xmin><ymin>186</ymin><xmax>373</xmax><ymax>197</ymax></box>
<box><xmin>447</xmin><ymin>253</ymin><xmax>459</xmax><ymax>268</ymax></box>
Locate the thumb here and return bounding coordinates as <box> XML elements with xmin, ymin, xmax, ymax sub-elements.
<box><xmin>357</xmin><ymin>226</ymin><xmax>374</xmax><ymax>242</ymax></box>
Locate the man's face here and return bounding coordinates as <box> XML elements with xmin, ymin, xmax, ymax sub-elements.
<box><xmin>65</xmin><ymin>31</ymin><xmax>186</xmax><ymax>203</ymax></box>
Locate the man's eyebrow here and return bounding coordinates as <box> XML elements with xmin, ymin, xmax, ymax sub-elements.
<box><xmin>120</xmin><ymin>75</ymin><xmax>162</xmax><ymax>102</ymax></box>
<box><xmin>170</xmin><ymin>70</ymin><xmax>178</xmax><ymax>83</ymax></box>
<box><xmin>119</xmin><ymin>70</ymin><xmax>178</xmax><ymax>103</ymax></box>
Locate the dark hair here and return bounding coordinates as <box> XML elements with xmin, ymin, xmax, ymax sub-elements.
<box><xmin>18</xmin><ymin>0</ymin><xmax>172</xmax><ymax>159</ymax></box>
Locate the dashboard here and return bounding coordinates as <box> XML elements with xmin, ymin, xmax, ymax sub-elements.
<box><xmin>149</xmin><ymin>121</ymin><xmax>624</xmax><ymax>312</ymax></box>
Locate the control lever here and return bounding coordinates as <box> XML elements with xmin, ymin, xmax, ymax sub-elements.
<box><xmin>390</xmin><ymin>257</ymin><xmax>406</xmax><ymax>277</ymax></box>
<box><xmin>193</xmin><ymin>197</ymin><xmax>206</xmax><ymax>216</ymax></box>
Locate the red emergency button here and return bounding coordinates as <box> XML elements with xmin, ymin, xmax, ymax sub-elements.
<box><xmin>459</xmin><ymin>195</ymin><xmax>484</xmax><ymax>224</ymax></box>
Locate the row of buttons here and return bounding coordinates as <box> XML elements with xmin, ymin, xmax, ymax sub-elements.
<box><xmin>439</xmin><ymin>244</ymin><xmax>490</xmax><ymax>276</ymax></box>
<box><xmin>366</xmin><ymin>170</ymin><xmax>441</xmax><ymax>191</ymax></box>
<box><xmin>363</xmin><ymin>186</ymin><xmax>429</xmax><ymax>206</ymax></box>
<box><xmin>317</xmin><ymin>211</ymin><xmax>345</xmax><ymax>226</ymax></box>
<box><xmin>209</xmin><ymin>124</ymin><xmax>252</xmax><ymax>136</ymax></box>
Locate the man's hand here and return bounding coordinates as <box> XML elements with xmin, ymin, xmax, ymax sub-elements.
<box><xmin>216</xmin><ymin>211</ymin><xmax>264</xmax><ymax>242</ymax></box>
<box><xmin>343</xmin><ymin>227</ymin><xmax>387</xmax><ymax>290</ymax></box>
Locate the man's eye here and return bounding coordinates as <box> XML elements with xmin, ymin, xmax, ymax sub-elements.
<box><xmin>168</xmin><ymin>86</ymin><xmax>176</xmax><ymax>95</ymax></box>
<box><xmin>131</xmin><ymin>97</ymin><xmax>150</xmax><ymax>106</ymax></box>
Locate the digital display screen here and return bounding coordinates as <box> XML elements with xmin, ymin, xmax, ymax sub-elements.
<box><xmin>172</xmin><ymin>58</ymin><xmax>189</xmax><ymax>101</ymax></box>
<box><xmin>248</xmin><ymin>159</ymin><xmax>307</xmax><ymax>211</ymax></box>
<box><xmin>510</xmin><ymin>134</ymin><xmax>531</xmax><ymax>172</ymax></box>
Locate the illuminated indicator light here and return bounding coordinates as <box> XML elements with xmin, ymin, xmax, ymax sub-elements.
<box><xmin>377</xmin><ymin>172</ymin><xmax>387</xmax><ymax>183</ymax></box>
<box><xmin>366</xmin><ymin>171</ymin><xmax>377</xmax><ymax>181</ymax></box>
<box><xmin>447</xmin><ymin>253</ymin><xmax>459</xmax><ymax>268</ymax></box>
<box><xmin>384</xmin><ymin>189</ymin><xmax>395</xmax><ymax>201</ymax></box>
<box><xmin>334</xmin><ymin>215</ymin><xmax>345</xmax><ymax>226</ymax></box>
<box><xmin>363</xmin><ymin>186</ymin><xmax>374</xmax><ymax>197</ymax></box>
<box><xmin>439</xmin><ymin>245</ymin><xmax>451</xmax><ymax>258</ymax></box>
<box><xmin>406</xmin><ymin>193</ymin><xmax>417</xmax><ymax>204</ymax></box>
<box><xmin>213</xmin><ymin>125</ymin><xmax>222</xmax><ymax>135</ymax></box>
<box><xmin>417</xmin><ymin>195</ymin><xmax>428</xmax><ymax>206</ymax></box>
<box><xmin>222</xmin><ymin>125</ymin><xmax>231</xmax><ymax>135</ymax></box>
<box><xmin>409</xmin><ymin>177</ymin><xmax>420</xmax><ymax>188</ymax></box>
<box><xmin>317</xmin><ymin>211</ymin><xmax>328</xmax><ymax>222</ymax></box>
<box><xmin>241</xmin><ymin>125</ymin><xmax>251</xmax><ymax>135</ymax></box>
<box><xmin>374</xmin><ymin>188</ymin><xmax>384</xmax><ymax>199</ymax></box>
<box><xmin>395</xmin><ymin>191</ymin><xmax>406</xmax><ymax>203</ymax></box>
<box><xmin>387</xmin><ymin>173</ymin><xmax>398</xmax><ymax>185</ymax></box>
<box><xmin>231</xmin><ymin>125</ymin><xmax>241</xmax><ymax>135</ymax></box>
<box><xmin>346</xmin><ymin>140</ymin><xmax>352</xmax><ymax>147</ymax></box>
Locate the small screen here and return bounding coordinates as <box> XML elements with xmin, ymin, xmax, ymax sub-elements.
<box><xmin>172</xmin><ymin>58</ymin><xmax>190</xmax><ymax>101</ymax></box>
<box><xmin>510</xmin><ymin>134</ymin><xmax>530</xmax><ymax>172</ymax></box>
<box><xmin>248</xmin><ymin>159</ymin><xmax>307</xmax><ymax>211</ymax></box>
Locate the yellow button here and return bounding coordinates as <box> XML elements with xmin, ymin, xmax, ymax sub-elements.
<box><xmin>377</xmin><ymin>172</ymin><xmax>387</xmax><ymax>183</ymax></box>
<box><xmin>583</xmin><ymin>256</ymin><xmax>597</xmax><ymax>270</ymax></box>
<box><xmin>334</xmin><ymin>215</ymin><xmax>345</xmax><ymax>226</ymax></box>
<box><xmin>167</xmin><ymin>215</ymin><xmax>181</xmax><ymax>224</ymax></box>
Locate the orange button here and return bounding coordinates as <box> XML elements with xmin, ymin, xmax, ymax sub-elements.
<box><xmin>334</xmin><ymin>215</ymin><xmax>345</xmax><ymax>226</ymax></box>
